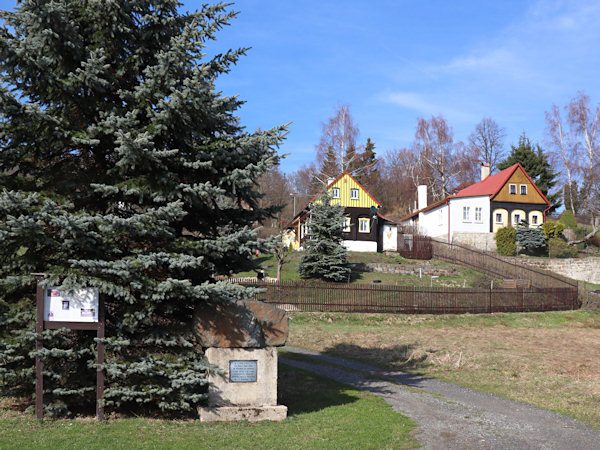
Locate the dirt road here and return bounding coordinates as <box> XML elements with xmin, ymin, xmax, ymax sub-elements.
<box><xmin>281</xmin><ymin>346</ymin><xmax>600</xmax><ymax>449</ymax></box>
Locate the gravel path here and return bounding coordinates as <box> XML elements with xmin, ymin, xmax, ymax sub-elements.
<box><xmin>281</xmin><ymin>346</ymin><xmax>600</xmax><ymax>449</ymax></box>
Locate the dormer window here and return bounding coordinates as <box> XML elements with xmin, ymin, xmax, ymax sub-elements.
<box><xmin>520</xmin><ymin>185</ymin><xmax>527</xmax><ymax>195</ymax></box>
<box><xmin>509</xmin><ymin>184</ymin><xmax>517</xmax><ymax>195</ymax></box>
<box><xmin>331</xmin><ymin>187</ymin><xmax>340</xmax><ymax>199</ymax></box>
<box><xmin>350</xmin><ymin>188</ymin><xmax>359</xmax><ymax>200</ymax></box>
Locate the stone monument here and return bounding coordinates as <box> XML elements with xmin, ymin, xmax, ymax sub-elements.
<box><xmin>194</xmin><ymin>299</ymin><xmax>289</xmax><ymax>422</ymax></box>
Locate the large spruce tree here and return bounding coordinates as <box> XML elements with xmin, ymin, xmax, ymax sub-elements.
<box><xmin>0</xmin><ymin>1</ymin><xmax>284</xmax><ymax>416</ymax></box>
<box><xmin>498</xmin><ymin>133</ymin><xmax>560</xmax><ymax>213</ymax></box>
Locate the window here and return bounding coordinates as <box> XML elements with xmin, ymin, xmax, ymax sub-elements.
<box><xmin>513</xmin><ymin>214</ymin><xmax>521</xmax><ymax>225</ymax></box>
<box><xmin>509</xmin><ymin>184</ymin><xmax>517</xmax><ymax>195</ymax></box>
<box><xmin>520</xmin><ymin>185</ymin><xmax>527</xmax><ymax>195</ymax></box>
<box><xmin>495</xmin><ymin>213</ymin><xmax>503</xmax><ymax>223</ymax></box>
<box><xmin>342</xmin><ymin>217</ymin><xmax>351</xmax><ymax>232</ymax></box>
<box><xmin>350</xmin><ymin>188</ymin><xmax>359</xmax><ymax>200</ymax></box>
<box><xmin>475</xmin><ymin>207</ymin><xmax>482</xmax><ymax>222</ymax></box>
<box><xmin>462</xmin><ymin>206</ymin><xmax>470</xmax><ymax>222</ymax></box>
<box><xmin>331</xmin><ymin>187</ymin><xmax>340</xmax><ymax>199</ymax></box>
<box><xmin>531</xmin><ymin>215</ymin><xmax>538</xmax><ymax>225</ymax></box>
<box><xmin>358</xmin><ymin>217</ymin><xmax>370</xmax><ymax>233</ymax></box>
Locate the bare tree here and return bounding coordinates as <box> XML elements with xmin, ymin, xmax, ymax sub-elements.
<box><xmin>413</xmin><ymin>115</ymin><xmax>459</xmax><ymax>201</ymax></box>
<box><xmin>545</xmin><ymin>104</ymin><xmax>579</xmax><ymax>213</ymax></box>
<box><xmin>379</xmin><ymin>147</ymin><xmax>419</xmax><ymax>216</ymax></box>
<box><xmin>453</xmin><ymin>141</ymin><xmax>480</xmax><ymax>186</ymax></box>
<box><xmin>467</xmin><ymin>118</ymin><xmax>506</xmax><ymax>172</ymax></box>
<box><xmin>546</xmin><ymin>92</ymin><xmax>600</xmax><ymax>217</ymax></box>
<box><xmin>315</xmin><ymin>104</ymin><xmax>361</xmax><ymax>184</ymax></box>
<box><xmin>256</xmin><ymin>167</ymin><xmax>293</xmax><ymax>237</ymax></box>
<box><xmin>567</xmin><ymin>91</ymin><xmax>600</xmax><ymax>214</ymax></box>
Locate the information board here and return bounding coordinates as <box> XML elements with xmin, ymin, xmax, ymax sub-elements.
<box><xmin>43</xmin><ymin>287</ymin><xmax>99</xmax><ymax>322</ymax></box>
<box><xmin>229</xmin><ymin>360</ymin><xmax>258</xmax><ymax>383</ymax></box>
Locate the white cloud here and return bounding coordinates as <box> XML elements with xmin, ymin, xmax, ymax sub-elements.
<box><xmin>380</xmin><ymin>91</ymin><xmax>474</xmax><ymax>122</ymax></box>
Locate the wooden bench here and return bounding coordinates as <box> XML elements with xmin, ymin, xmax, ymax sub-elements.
<box><xmin>503</xmin><ymin>279</ymin><xmax>531</xmax><ymax>289</ymax></box>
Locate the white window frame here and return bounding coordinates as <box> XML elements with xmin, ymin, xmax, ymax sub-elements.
<box><xmin>520</xmin><ymin>184</ymin><xmax>527</xmax><ymax>195</ymax></box>
<box><xmin>358</xmin><ymin>217</ymin><xmax>370</xmax><ymax>233</ymax></box>
<box><xmin>331</xmin><ymin>187</ymin><xmax>340</xmax><ymax>199</ymax></box>
<box><xmin>350</xmin><ymin>188</ymin><xmax>359</xmax><ymax>200</ymax></box>
<box><xmin>495</xmin><ymin>213</ymin><xmax>503</xmax><ymax>223</ymax></box>
<box><xmin>513</xmin><ymin>213</ymin><xmax>521</xmax><ymax>225</ymax></box>
<box><xmin>342</xmin><ymin>217</ymin><xmax>351</xmax><ymax>232</ymax></box>
<box><xmin>475</xmin><ymin>207</ymin><xmax>482</xmax><ymax>223</ymax></box>
<box><xmin>462</xmin><ymin>206</ymin><xmax>470</xmax><ymax>222</ymax></box>
<box><xmin>509</xmin><ymin>184</ymin><xmax>517</xmax><ymax>195</ymax></box>
<box><xmin>531</xmin><ymin>214</ymin><xmax>538</xmax><ymax>225</ymax></box>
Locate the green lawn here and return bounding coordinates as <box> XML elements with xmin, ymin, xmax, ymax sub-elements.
<box><xmin>237</xmin><ymin>251</ymin><xmax>499</xmax><ymax>288</ymax></box>
<box><xmin>0</xmin><ymin>363</ymin><xmax>417</xmax><ymax>449</ymax></box>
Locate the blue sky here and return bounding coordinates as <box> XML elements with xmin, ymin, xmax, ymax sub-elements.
<box><xmin>2</xmin><ymin>1</ymin><xmax>599</xmax><ymax>174</ymax></box>
<box><xmin>198</xmin><ymin>0</ymin><xmax>600</xmax><ymax>173</ymax></box>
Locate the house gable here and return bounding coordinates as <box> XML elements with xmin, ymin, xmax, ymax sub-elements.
<box><xmin>491</xmin><ymin>166</ymin><xmax>548</xmax><ymax>205</ymax></box>
<box><xmin>314</xmin><ymin>172</ymin><xmax>380</xmax><ymax>209</ymax></box>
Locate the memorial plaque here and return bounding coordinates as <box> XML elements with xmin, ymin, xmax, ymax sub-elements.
<box><xmin>229</xmin><ymin>360</ymin><xmax>257</xmax><ymax>383</ymax></box>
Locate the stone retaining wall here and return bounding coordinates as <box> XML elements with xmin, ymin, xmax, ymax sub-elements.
<box><xmin>451</xmin><ymin>232</ymin><xmax>497</xmax><ymax>252</ymax></box>
<box><xmin>365</xmin><ymin>263</ymin><xmax>455</xmax><ymax>277</ymax></box>
<box><xmin>504</xmin><ymin>257</ymin><xmax>600</xmax><ymax>284</ymax></box>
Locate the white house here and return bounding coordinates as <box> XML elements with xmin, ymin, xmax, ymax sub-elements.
<box><xmin>399</xmin><ymin>163</ymin><xmax>551</xmax><ymax>249</ymax></box>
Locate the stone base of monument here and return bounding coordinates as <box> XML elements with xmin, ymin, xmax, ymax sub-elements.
<box><xmin>198</xmin><ymin>347</ymin><xmax>287</xmax><ymax>422</ymax></box>
<box><xmin>198</xmin><ymin>405</ymin><xmax>288</xmax><ymax>422</ymax></box>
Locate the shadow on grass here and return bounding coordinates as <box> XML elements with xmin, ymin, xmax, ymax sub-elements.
<box><xmin>278</xmin><ymin>363</ymin><xmax>359</xmax><ymax>416</ymax></box>
<box><xmin>348</xmin><ymin>262</ymin><xmax>368</xmax><ymax>282</ymax></box>
<box><xmin>311</xmin><ymin>342</ymin><xmax>438</xmax><ymax>391</ymax></box>
<box><xmin>324</xmin><ymin>342</ymin><xmax>429</xmax><ymax>372</ymax></box>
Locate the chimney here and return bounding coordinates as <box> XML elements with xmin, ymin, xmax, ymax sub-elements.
<box><xmin>327</xmin><ymin>177</ymin><xmax>335</xmax><ymax>186</ymax></box>
<box><xmin>417</xmin><ymin>185</ymin><xmax>427</xmax><ymax>210</ymax></box>
<box><xmin>481</xmin><ymin>163</ymin><xmax>490</xmax><ymax>181</ymax></box>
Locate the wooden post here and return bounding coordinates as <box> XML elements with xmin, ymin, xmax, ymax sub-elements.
<box><xmin>35</xmin><ymin>278</ymin><xmax>44</xmax><ymax>420</ymax></box>
<box><xmin>96</xmin><ymin>297</ymin><xmax>105</xmax><ymax>422</ymax></box>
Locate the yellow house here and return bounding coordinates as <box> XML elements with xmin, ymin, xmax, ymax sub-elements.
<box><xmin>285</xmin><ymin>172</ymin><xmax>392</xmax><ymax>252</ymax></box>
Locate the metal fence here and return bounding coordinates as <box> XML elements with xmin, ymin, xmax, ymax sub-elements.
<box><xmin>240</xmin><ymin>280</ymin><xmax>579</xmax><ymax>314</ymax></box>
<box><xmin>430</xmin><ymin>239</ymin><xmax>577</xmax><ymax>289</ymax></box>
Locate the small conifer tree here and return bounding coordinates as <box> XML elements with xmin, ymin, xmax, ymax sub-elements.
<box><xmin>299</xmin><ymin>194</ymin><xmax>351</xmax><ymax>282</ymax></box>
<box><xmin>516</xmin><ymin>225</ymin><xmax>547</xmax><ymax>255</ymax></box>
<box><xmin>0</xmin><ymin>1</ymin><xmax>285</xmax><ymax>416</ymax></box>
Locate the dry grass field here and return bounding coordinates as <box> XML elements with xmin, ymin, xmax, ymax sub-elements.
<box><xmin>287</xmin><ymin>311</ymin><xmax>600</xmax><ymax>427</ymax></box>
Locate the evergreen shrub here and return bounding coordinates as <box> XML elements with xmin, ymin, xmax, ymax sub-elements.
<box><xmin>541</xmin><ymin>220</ymin><xmax>565</xmax><ymax>240</ymax></box>
<box><xmin>299</xmin><ymin>194</ymin><xmax>351</xmax><ymax>282</ymax></box>
<box><xmin>516</xmin><ymin>226</ymin><xmax>547</xmax><ymax>255</ymax></box>
<box><xmin>495</xmin><ymin>227</ymin><xmax>516</xmax><ymax>256</ymax></box>
<box><xmin>559</xmin><ymin>210</ymin><xmax>577</xmax><ymax>229</ymax></box>
<box><xmin>548</xmin><ymin>238</ymin><xmax>578</xmax><ymax>258</ymax></box>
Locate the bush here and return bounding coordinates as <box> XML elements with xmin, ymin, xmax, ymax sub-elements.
<box><xmin>548</xmin><ymin>237</ymin><xmax>578</xmax><ymax>258</ymax></box>
<box><xmin>516</xmin><ymin>226</ymin><xmax>547</xmax><ymax>255</ymax></box>
<box><xmin>560</xmin><ymin>210</ymin><xmax>577</xmax><ymax>229</ymax></box>
<box><xmin>496</xmin><ymin>227</ymin><xmax>516</xmax><ymax>256</ymax></box>
<box><xmin>542</xmin><ymin>220</ymin><xmax>565</xmax><ymax>240</ymax></box>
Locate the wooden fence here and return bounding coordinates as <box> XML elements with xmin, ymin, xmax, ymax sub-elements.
<box><xmin>430</xmin><ymin>239</ymin><xmax>577</xmax><ymax>289</ymax></box>
<box><xmin>397</xmin><ymin>234</ymin><xmax>432</xmax><ymax>260</ymax></box>
<box><xmin>240</xmin><ymin>280</ymin><xmax>579</xmax><ymax>314</ymax></box>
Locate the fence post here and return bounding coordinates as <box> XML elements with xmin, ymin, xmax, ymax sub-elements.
<box><xmin>489</xmin><ymin>287</ymin><xmax>492</xmax><ymax>313</ymax></box>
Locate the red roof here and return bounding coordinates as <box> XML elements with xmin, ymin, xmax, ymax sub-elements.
<box><xmin>454</xmin><ymin>162</ymin><xmax>550</xmax><ymax>205</ymax></box>
<box><xmin>454</xmin><ymin>164</ymin><xmax>519</xmax><ymax>198</ymax></box>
